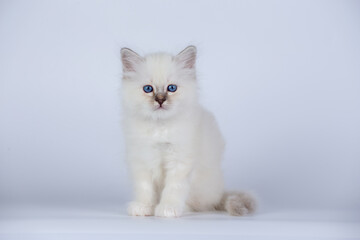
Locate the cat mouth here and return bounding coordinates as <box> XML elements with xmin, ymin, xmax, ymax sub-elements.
<box><xmin>155</xmin><ymin>105</ymin><xmax>167</xmax><ymax>110</ymax></box>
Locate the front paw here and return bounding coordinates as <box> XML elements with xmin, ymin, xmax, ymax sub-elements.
<box><xmin>127</xmin><ymin>201</ymin><xmax>154</xmax><ymax>216</ymax></box>
<box><xmin>155</xmin><ymin>204</ymin><xmax>183</xmax><ymax>217</ymax></box>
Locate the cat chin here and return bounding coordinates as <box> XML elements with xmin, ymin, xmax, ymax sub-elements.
<box><xmin>147</xmin><ymin>108</ymin><xmax>177</xmax><ymax>120</ymax></box>
<box><xmin>150</xmin><ymin>111</ymin><xmax>174</xmax><ymax>120</ymax></box>
<box><xmin>154</xmin><ymin>106</ymin><xmax>167</xmax><ymax>111</ymax></box>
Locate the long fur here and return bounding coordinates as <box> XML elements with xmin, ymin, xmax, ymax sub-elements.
<box><xmin>121</xmin><ymin>46</ymin><xmax>256</xmax><ymax>217</ymax></box>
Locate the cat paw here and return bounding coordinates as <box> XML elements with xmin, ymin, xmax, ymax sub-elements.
<box><xmin>155</xmin><ymin>204</ymin><xmax>183</xmax><ymax>217</ymax></box>
<box><xmin>127</xmin><ymin>202</ymin><xmax>154</xmax><ymax>216</ymax></box>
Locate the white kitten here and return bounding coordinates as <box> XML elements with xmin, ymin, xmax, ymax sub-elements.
<box><xmin>121</xmin><ymin>46</ymin><xmax>256</xmax><ymax>217</ymax></box>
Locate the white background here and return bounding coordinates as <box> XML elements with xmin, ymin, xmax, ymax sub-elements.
<box><xmin>0</xmin><ymin>0</ymin><xmax>359</xmax><ymax>238</ymax></box>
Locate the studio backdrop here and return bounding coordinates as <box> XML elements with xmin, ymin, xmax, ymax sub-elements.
<box><xmin>0</xmin><ymin>0</ymin><xmax>359</xmax><ymax>212</ymax></box>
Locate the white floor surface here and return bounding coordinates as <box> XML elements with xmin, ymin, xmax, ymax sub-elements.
<box><xmin>0</xmin><ymin>203</ymin><xmax>359</xmax><ymax>240</ymax></box>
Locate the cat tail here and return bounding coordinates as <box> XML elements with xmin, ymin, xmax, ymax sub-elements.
<box><xmin>215</xmin><ymin>191</ymin><xmax>257</xmax><ymax>216</ymax></box>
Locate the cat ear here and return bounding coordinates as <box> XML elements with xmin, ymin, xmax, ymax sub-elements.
<box><xmin>121</xmin><ymin>48</ymin><xmax>143</xmax><ymax>72</ymax></box>
<box><xmin>175</xmin><ymin>45</ymin><xmax>197</xmax><ymax>69</ymax></box>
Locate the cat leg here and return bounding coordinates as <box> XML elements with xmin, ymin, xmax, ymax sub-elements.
<box><xmin>128</xmin><ymin>167</ymin><xmax>157</xmax><ymax>216</ymax></box>
<box><xmin>155</xmin><ymin>161</ymin><xmax>192</xmax><ymax>217</ymax></box>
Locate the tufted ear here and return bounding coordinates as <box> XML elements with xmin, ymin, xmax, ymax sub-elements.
<box><xmin>120</xmin><ymin>48</ymin><xmax>143</xmax><ymax>72</ymax></box>
<box><xmin>175</xmin><ymin>45</ymin><xmax>197</xmax><ymax>69</ymax></box>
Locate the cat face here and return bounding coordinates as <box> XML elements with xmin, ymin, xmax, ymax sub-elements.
<box><xmin>121</xmin><ymin>46</ymin><xmax>197</xmax><ymax>120</ymax></box>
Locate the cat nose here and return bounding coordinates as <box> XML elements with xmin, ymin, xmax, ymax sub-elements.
<box><xmin>155</xmin><ymin>93</ymin><xmax>166</xmax><ymax>105</ymax></box>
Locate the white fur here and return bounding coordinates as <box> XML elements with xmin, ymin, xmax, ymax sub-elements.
<box><xmin>121</xmin><ymin>46</ymin><xmax>255</xmax><ymax>217</ymax></box>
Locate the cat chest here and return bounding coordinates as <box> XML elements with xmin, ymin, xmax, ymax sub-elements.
<box><xmin>150</xmin><ymin>127</ymin><xmax>171</xmax><ymax>143</ymax></box>
<box><xmin>130</xmin><ymin>123</ymin><xmax>181</xmax><ymax>146</ymax></box>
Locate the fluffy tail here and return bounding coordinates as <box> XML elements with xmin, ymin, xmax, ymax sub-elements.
<box><xmin>216</xmin><ymin>191</ymin><xmax>257</xmax><ymax>216</ymax></box>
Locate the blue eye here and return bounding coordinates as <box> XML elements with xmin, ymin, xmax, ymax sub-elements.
<box><xmin>167</xmin><ymin>84</ymin><xmax>177</xmax><ymax>92</ymax></box>
<box><xmin>143</xmin><ymin>85</ymin><xmax>153</xmax><ymax>93</ymax></box>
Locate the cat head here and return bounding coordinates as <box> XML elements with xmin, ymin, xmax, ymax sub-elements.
<box><xmin>121</xmin><ymin>46</ymin><xmax>198</xmax><ymax>120</ymax></box>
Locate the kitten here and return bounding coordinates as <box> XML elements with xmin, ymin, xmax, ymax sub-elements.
<box><xmin>121</xmin><ymin>46</ymin><xmax>256</xmax><ymax>217</ymax></box>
